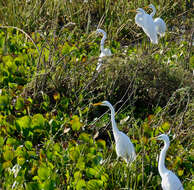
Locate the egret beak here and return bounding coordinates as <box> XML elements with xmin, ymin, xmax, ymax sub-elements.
<box><xmin>128</xmin><ymin>9</ymin><xmax>136</xmax><ymax>13</ymax></box>
<box><xmin>143</xmin><ymin>6</ymin><xmax>149</xmax><ymax>9</ymax></box>
<box><xmin>87</xmin><ymin>31</ymin><xmax>96</xmax><ymax>38</ymax></box>
<box><xmin>150</xmin><ymin>136</ymin><xmax>157</xmax><ymax>141</ymax></box>
<box><xmin>93</xmin><ymin>102</ymin><xmax>102</xmax><ymax>106</ymax></box>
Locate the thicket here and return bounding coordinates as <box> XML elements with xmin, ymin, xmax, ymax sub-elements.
<box><xmin>0</xmin><ymin>0</ymin><xmax>193</xmax><ymax>189</ymax></box>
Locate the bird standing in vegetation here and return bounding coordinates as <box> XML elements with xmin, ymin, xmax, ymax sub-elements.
<box><xmin>148</xmin><ymin>4</ymin><xmax>166</xmax><ymax>37</ymax></box>
<box><xmin>96</xmin><ymin>29</ymin><xmax>112</xmax><ymax>71</ymax></box>
<box><xmin>93</xmin><ymin>101</ymin><xmax>136</xmax><ymax>164</ymax></box>
<box><xmin>153</xmin><ymin>134</ymin><xmax>184</xmax><ymax>190</ymax></box>
<box><xmin>135</xmin><ymin>8</ymin><xmax>158</xmax><ymax>44</ymax></box>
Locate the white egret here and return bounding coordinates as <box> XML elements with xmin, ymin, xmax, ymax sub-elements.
<box><xmin>149</xmin><ymin>4</ymin><xmax>166</xmax><ymax>37</ymax></box>
<box><xmin>93</xmin><ymin>101</ymin><xmax>136</xmax><ymax>164</ymax></box>
<box><xmin>135</xmin><ymin>8</ymin><xmax>158</xmax><ymax>44</ymax></box>
<box><xmin>96</xmin><ymin>29</ymin><xmax>112</xmax><ymax>71</ymax></box>
<box><xmin>153</xmin><ymin>134</ymin><xmax>184</xmax><ymax>190</ymax></box>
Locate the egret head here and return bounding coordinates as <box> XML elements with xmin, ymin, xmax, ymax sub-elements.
<box><xmin>96</xmin><ymin>29</ymin><xmax>106</xmax><ymax>35</ymax></box>
<box><xmin>148</xmin><ymin>4</ymin><xmax>155</xmax><ymax>10</ymax></box>
<box><xmin>136</xmin><ymin>8</ymin><xmax>146</xmax><ymax>14</ymax></box>
<box><xmin>93</xmin><ymin>100</ymin><xmax>111</xmax><ymax>107</ymax></box>
<box><xmin>156</xmin><ymin>134</ymin><xmax>170</xmax><ymax>144</ymax></box>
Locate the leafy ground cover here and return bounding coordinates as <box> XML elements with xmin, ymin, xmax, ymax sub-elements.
<box><xmin>0</xmin><ymin>0</ymin><xmax>193</xmax><ymax>189</ymax></box>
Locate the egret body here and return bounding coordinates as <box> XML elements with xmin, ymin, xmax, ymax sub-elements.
<box><xmin>135</xmin><ymin>8</ymin><xmax>158</xmax><ymax>44</ymax></box>
<box><xmin>155</xmin><ymin>134</ymin><xmax>184</xmax><ymax>190</ymax></box>
<box><xmin>93</xmin><ymin>101</ymin><xmax>136</xmax><ymax>164</ymax></box>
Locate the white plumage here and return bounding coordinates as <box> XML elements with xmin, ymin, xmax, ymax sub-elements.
<box><xmin>96</xmin><ymin>29</ymin><xmax>112</xmax><ymax>71</ymax></box>
<box><xmin>135</xmin><ymin>8</ymin><xmax>158</xmax><ymax>44</ymax></box>
<box><xmin>149</xmin><ymin>4</ymin><xmax>166</xmax><ymax>37</ymax></box>
<box><xmin>93</xmin><ymin>101</ymin><xmax>136</xmax><ymax>164</ymax></box>
<box><xmin>155</xmin><ymin>134</ymin><xmax>184</xmax><ymax>190</ymax></box>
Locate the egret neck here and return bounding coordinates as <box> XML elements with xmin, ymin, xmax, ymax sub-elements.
<box><xmin>108</xmin><ymin>104</ymin><xmax>120</xmax><ymax>140</ymax></box>
<box><xmin>158</xmin><ymin>139</ymin><xmax>169</xmax><ymax>177</ymax></box>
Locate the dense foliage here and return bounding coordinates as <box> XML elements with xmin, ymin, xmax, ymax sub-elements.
<box><xmin>0</xmin><ymin>0</ymin><xmax>193</xmax><ymax>189</ymax></box>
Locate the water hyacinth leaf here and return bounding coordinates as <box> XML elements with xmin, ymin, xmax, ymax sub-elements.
<box><xmin>25</xmin><ymin>141</ymin><xmax>33</xmax><ymax>150</ymax></box>
<box><xmin>178</xmin><ymin>169</ymin><xmax>184</xmax><ymax>176</ymax></box>
<box><xmin>38</xmin><ymin>166</ymin><xmax>51</xmax><ymax>181</ymax></box>
<box><xmin>70</xmin><ymin>115</ymin><xmax>82</xmax><ymax>131</ymax></box>
<box><xmin>32</xmin><ymin>114</ymin><xmax>45</xmax><ymax>129</ymax></box>
<box><xmin>0</xmin><ymin>136</ymin><xmax>4</xmax><ymax>147</ymax></box>
<box><xmin>76</xmin><ymin>157</ymin><xmax>85</xmax><ymax>171</ymax></box>
<box><xmin>17</xmin><ymin>116</ymin><xmax>31</xmax><ymax>129</ymax></box>
<box><xmin>79</xmin><ymin>133</ymin><xmax>91</xmax><ymax>143</ymax></box>
<box><xmin>17</xmin><ymin>156</ymin><xmax>25</xmax><ymax>165</ymax></box>
<box><xmin>161</xmin><ymin>122</ymin><xmax>170</xmax><ymax>131</ymax></box>
<box><xmin>0</xmin><ymin>95</ymin><xmax>9</xmax><ymax>110</ymax></box>
<box><xmin>97</xmin><ymin>139</ymin><xmax>106</xmax><ymax>149</ymax></box>
<box><xmin>74</xmin><ymin>171</ymin><xmax>82</xmax><ymax>179</ymax></box>
<box><xmin>87</xmin><ymin>179</ymin><xmax>103</xmax><ymax>189</ymax></box>
<box><xmin>76</xmin><ymin>179</ymin><xmax>86</xmax><ymax>190</ymax></box>
<box><xmin>69</xmin><ymin>147</ymin><xmax>80</xmax><ymax>161</ymax></box>
<box><xmin>3</xmin><ymin>150</ymin><xmax>14</xmax><ymax>161</ymax></box>
<box><xmin>2</xmin><ymin>160</ymin><xmax>12</xmax><ymax>169</ymax></box>
<box><xmin>15</xmin><ymin>96</ymin><xmax>25</xmax><ymax>110</ymax></box>
<box><xmin>86</xmin><ymin>167</ymin><xmax>100</xmax><ymax>178</ymax></box>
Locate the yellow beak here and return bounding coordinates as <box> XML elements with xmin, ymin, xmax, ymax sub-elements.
<box><xmin>93</xmin><ymin>102</ymin><xmax>102</xmax><ymax>106</ymax></box>
<box><xmin>150</xmin><ymin>137</ymin><xmax>157</xmax><ymax>141</ymax></box>
<box><xmin>128</xmin><ymin>9</ymin><xmax>136</xmax><ymax>13</ymax></box>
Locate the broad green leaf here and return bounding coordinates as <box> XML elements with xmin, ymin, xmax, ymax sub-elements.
<box><xmin>17</xmin><ymin>156</ymin><xmax>25</xmax><ymax>165</ymax></box>
<box><xmin>17</xmin><ymin>116</ymin><xmax>31</xmax><ymax>129</ymax></box>
<box><xmin>25</xmin><ymin>141</ymin><xmax>33</xmax><ymax>150</ymax></box>
<box><xmin>0</xmin><ymin>95</ymin><xmax>9</xmax><ymax>110</ymax></box>
<box><xmin>70</xmin><ymin>115</ymin><xmax>82</xmax><ymax>131</ymax></box>
<box><xmin>178</xmin><ymin>169</ymin><xmax>184</xmax><ymax>176</ymax></box>
<box><xmin>38</xmin><ymin>166</ymin><xmax>50</xmax><ymax>180</ymax></box>
<box><xmin>86</xmin><ymin>167</ymin><xmax>100</xmax><ymax>178</ymax></box>
<box><xmin>76</xmin><ymin>179</ymin><xmax>86</xmax><ymax>190</ymax></box>
<box><xmin>32</xmin><ymin>114</ymin><xmax>45</xmax><ymax>129</ymax></box>
<box><xmin>3</xmin><ymin>150</ymin><xmax>14</xmax><ymax>161</ymax></box>
<box><xmin>87</xmin><ymin>179</ymin><xmax>103</xmax><ymax>189</ymax></box>
<box><xmin>0</xmin><ymin>137</ymin><xmax>4</xmax><ymax>147</ymax></box>
<box><xmin>74</xmin><ymin>171</ymin><xmax>82</xmax><ymax>179</ymax></box>
<box><xmin>97</xmin><ymin>140</ymin><xmax>106</xmax><ymax>149</ymax></box>
<box><xmin>79</xmin><ymin>133</ymin><xmax>91</xmax><ymax>143</ymax></box>
<box><xmin>2</xmin><ymin>161</ymin><xmax>12</xmax><ymax>169</ymax></box>
<box><xmin>15</xmin><ymin>96</ymin><xmax>25</xmax><ymax>110</ymax></box>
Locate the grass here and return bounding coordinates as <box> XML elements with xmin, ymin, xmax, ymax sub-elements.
<box><xmin>0</xmin><ymin>0</ymin><xmax>193</xmax><ymax>189</ymax></box>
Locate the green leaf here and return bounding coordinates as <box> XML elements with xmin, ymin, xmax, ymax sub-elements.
<box><xmin>87</xmin><ymin>179</ymin><xmax>103</xmax><ymax>189</ymax></box>
<box><xmin>38</xmin><ymin>166</ymin><xmax>50</xmax><ymax>181</ymax></box>
<box><xmin>0</xmin><ymin>95</ymin><xmax>9</xmax><ymax>110</ymax></box>
<box><xmin>97</xmin><ymin>139</ymin><xmax>106</xmax><ymax>149</ymax></box>
<box><xmin>32</xmin><ymin>114</ymin><xmax>45</xmax><ymax>129</ymax></box>
<box><xmin>15</xmin><ymin>96</ymin><xmax>25</xmax><ymax>110</ymax></box>
<box><xmin>74</xmin><ymin>171</ymin><xmax>82</xmax><ymax>180</ymax></box>
<box><xmin>17</xmin><ymin>116</ymin><xmax>31</xmax><ymax>129</ymax></box>
<box><xmin>17</xmin><ymin>156</ymin><xmax>25</xmax><ymax>165</ymax></box>
<box><xmin>86</xmin><ymin>167</ymin><xmax>100</xmax><ymax>178</ymax></box>
<box><xmin>76</xmin><ymin>179</ymin><xmax>86</xmax><ymax>190</ymax></box>
<box><xmin>79</xmin><ymin>133</ymin><xmax>91</xmax><ymax>143</ymax></box>
<box><xmin>70</xmin><ymin>115</ymin><xmax>82</xmax><ymax>131</ymax></box>
<box><xmin>25</xmin><ymin>141</ymin><xmax>33</xmax><ymax>150</ymax></box>
<box><xmin>3</xmin><ymin>150</ymin><xmax>14</xmax><ymax>161</ymax></box>
<box><xmin>0</xmin><ymin>137</ymin><xmax>4</xmax><ymax>147</ymax></box>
